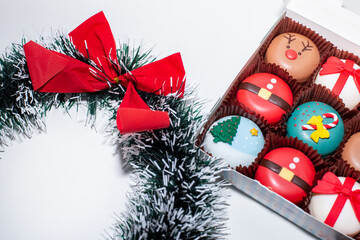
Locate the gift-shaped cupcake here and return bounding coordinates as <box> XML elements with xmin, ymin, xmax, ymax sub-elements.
<box><xmin>309</xmin><ymin>172</ymin><xmax>360</xmax><ymax>236</ymax></box>
<box><xmin>315</xmin><ymin>56</ymin><xmax>360</xmax><ymax>109</ymax></box>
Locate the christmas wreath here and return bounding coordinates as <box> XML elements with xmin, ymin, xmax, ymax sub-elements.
<box><xmin>0</xmin><ymin>11</ymin><xmax>227</xmax><ymax>239</ymax></box>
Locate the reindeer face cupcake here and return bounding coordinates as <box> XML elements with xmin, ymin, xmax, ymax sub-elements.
<box><xmin>265</xmin><ymin>33</ymin><xmax>320</xmax><ymax>83</ymax></box>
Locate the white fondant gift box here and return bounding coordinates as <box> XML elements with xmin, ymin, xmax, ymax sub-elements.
<box><xmin>315</xmin><ymin>56</ymin><xmax>360</xmax><ymax>109</ymax></box>
<box><xmin>196</xmin><ymin>0</ymin><xmax>360</xmax><ymax>239</ymax></box>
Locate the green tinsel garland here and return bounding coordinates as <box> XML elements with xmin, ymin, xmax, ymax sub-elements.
<box><xmin>0</xmin><ymin>33</ymin><xmax>228</xmax><ymax>239</ymax></box>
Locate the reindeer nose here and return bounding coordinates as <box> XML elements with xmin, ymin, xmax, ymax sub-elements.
<box><xmin>285</xmin><ymin>49</ymin><xmax>297</xmax><ymax>60</ymax></box>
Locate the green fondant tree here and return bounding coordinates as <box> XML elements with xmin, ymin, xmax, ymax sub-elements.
<box><xmin>210</xmin><ymin>116</ymin><xmax>241</xmax><ymax>144</ymax></box>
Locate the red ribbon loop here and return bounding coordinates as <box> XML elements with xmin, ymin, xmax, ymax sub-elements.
<box><xmin>69</xmin><ymin>11</ymin><xmax>119</xmax><ymax>81</ymax></box>
<box><xmin>23</xmin><ymin>11</ymin><xmax>186</xmax><ymax>134</ymax></box>
<box><xmin>312</xmin><ymin>172</ymin><xmax>360</xmax><ymax>227</ymax></box>
<box><xmin>116</xmin><ymin>81</ymin><xmax>170</xmax><ymax>134</ymax></box>
<box><xmin>319</xmin><ymin>56</ymin><xmax>360</xmax><ymax>95</ymax></box>
<box><xmin>23</xmin><ymin>41</ymin><xmax>109</xmax><ymax>93</ymax></box>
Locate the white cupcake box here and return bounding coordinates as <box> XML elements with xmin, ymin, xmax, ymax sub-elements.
<box><xmin>198</xmin><ymin>0</ymin><xmax>360</xmax><ymax>239</ymax></box>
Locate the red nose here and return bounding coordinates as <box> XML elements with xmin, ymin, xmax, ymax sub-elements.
<box><xmin>285</xmin><ymin>49</ymin><xmax>297</xmax><ymax>60</ymax></box>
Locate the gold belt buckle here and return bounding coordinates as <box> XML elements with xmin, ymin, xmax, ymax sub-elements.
<box><xmin>258</xmin><ymin>88</ymin><xmax>272</xmax><ymax>100</ymax></box>
<box><xmin>279</xmin><ymin>167</ymin><xmax>295</xmax><ymax>182</ymax></box>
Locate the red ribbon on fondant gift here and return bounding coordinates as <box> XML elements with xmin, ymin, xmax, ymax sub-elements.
<box><xmin>23</xmin><ymin>11</ymin><xmax>185</xmax><ymax>134</ymax></box>
<box><xmin>319</xmin><ymin>56</ymin><xmax>360</xmax><ymax>95</ymax></box>
<box><xmin>312</xmin><ymin>172</ymin><xmax>360</xmax><ymax>227</ymax></box>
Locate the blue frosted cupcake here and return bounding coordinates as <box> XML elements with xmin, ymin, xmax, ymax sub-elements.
<box><xmin>286</xmin><ymin>101</ymin><xmax>344</xmax><ymax>156</ymax></box>
<box><xmin>203</xmin><ymin>115</ymin><xmax>265</xmax><ymax>168</ymax></box>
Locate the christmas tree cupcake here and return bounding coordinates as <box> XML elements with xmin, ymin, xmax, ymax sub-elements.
<box><xmin>203</xmin><ymin>115</ymin><xmax>265</xmax><ymax>168</ymax></box>
<box><xmin>286</xmin><ymin>101</ymin><xmax>344</xmax><ymax>156</ymax></box>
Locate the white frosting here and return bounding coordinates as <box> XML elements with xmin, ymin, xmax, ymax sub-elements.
<box><xmin>203</xmin><ymin>133</ymin><xmax>258</xmax><ymax>168</ymax></box>
<box><xmin>315</xmin><ymin>59</ymin><xmax>360</xmax><ymax>109</ymax></box>
<box><xmin>267</xmin><ymin>83</ymin><xmax>274</xmax><ymax>89</ymax></box>
<box><xmin>309</xmin><ymin>177</ymin><xmax>360</xmax><ymax>237</ymax></box>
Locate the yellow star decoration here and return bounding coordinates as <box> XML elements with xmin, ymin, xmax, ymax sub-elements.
<box><xmin>250</xmin><ymin>128</ymin><xmax>258</xmax><ymax>136</ymax></box>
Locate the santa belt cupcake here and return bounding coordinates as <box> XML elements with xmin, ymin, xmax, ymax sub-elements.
<box><xmin>238</xmin><ymin>82</ymin><xmax>291</xmax><ymax>112</ymax></box>
<box><xmin>259</xmin><ymin>158</ymin><xmax>312</xmax><ymax>193</ymax></box>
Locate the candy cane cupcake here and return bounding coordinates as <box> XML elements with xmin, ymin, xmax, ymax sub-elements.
<box><xmin>286</xmin><ymin>101</ymin><xmax>344</xmax><ymax>156</ymax></box>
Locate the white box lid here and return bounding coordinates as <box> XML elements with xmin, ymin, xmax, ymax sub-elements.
<box><xmin>285</xmin><ymin>0</ymin><xmax>360</xmax><ymax>56</ymax></box>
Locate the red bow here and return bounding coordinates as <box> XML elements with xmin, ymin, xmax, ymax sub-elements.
<box><xmin>319</xmin><ymin>56</ymin><xmax>360</xmax><ymax>95</ymax></box>
<box><xmin>23</xmin><ymin>11</ymin><xmax>186</xmax><ymax>134</ymax></box>
<box><xmin>312</xmin><ymin>172</ymin><xmax>360</xmax><ymax>227</ymax></box>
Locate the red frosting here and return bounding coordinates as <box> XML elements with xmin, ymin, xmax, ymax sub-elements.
<box><xmin>255</xmin><ymin>147</ymin><xmax>315</xmax><ymax>204</ymax></box>
<box><xmin>236</xmin><ymin>73</ymin><xmax>293</xmax><ymax>125</ymax></box>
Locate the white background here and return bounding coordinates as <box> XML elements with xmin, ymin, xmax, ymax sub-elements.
<box><xmin>0</xmin><ymin>0</ymin><xmax>358</xmax><ymax>239</ymax></box>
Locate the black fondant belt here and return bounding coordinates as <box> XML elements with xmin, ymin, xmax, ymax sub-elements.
<box><xmin>238</xmin><ymin>82</ymin><xmax>291</xmax><ymax>112</ymax></box>
<box><xmin>259</xmin><ymin>158</ymin><xmax>312</xmax><ymax>193</ymax></box>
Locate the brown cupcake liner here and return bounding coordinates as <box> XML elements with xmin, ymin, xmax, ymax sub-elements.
<box><xmin>329</xmin><ymin>115</ymin><xmax>360</xmax><ymax>166</ymax></box>
<box><xmin>333</xmin><ymin>159</ymin><xmax>360</xmax><ymax>181</ymax></box>
<box><xmin>253</xmin><ymin>133</ymin><xmax>323</xmax><ymax>169</ymax></box>
<box><xmin>332</xmin><ymin>116</ymin><xmax>360</xmax><ymax>178</ymax></box>
<box><xmin>332</xmin><ymin>47</ymin><xmax>360</xmax><ymax>63</ymax></box>
<box><xmin>291</xmin><ymin>84</ymin><xmax>352</xmax><ymax>119</ymax></box>
<box><xmin>311</xmin><ymin>47</ymin><xmax>360</xmax><ymax>112</ymax></box>
<box><xmin>258</xmin><ymin>61</ymin><xmax>303</xmax><ymax>97</ymax></box>
<box><xmin>303</xmin><ymin>50</ymin><xmax>333</xmax><ymax>89</ymax></box>
<box><xmin>196</xmin><ymin>105</ymin><xmax>268</xmax><ymax>173</ymax></box>
<box><xmin>280</xmin><ymin>83</ymin><xmax>354</xmax><ymax>131</ymax></box>
<box><xmin>221</xmin><ymin>51</ymin><xmax>302</xmax><ymax>104</ymax></box>
<box><xmin>302</xmin><ymin>164</ymin><xmax>337</xmax><ymax>213</ymax></box>
<box><xmin>238</xmin><ymin>133</ymin><xmax>324</xmax><ymax>179</ymax></box>
<box><xmin>346</xmin><ymin>114</ymin><xmax>360</xmax><ymax>134</ymax></box>
<box><xmin>258</xmin><ymin>17</ymin><xmax>333</xmax><ymax>85</ymax></box>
